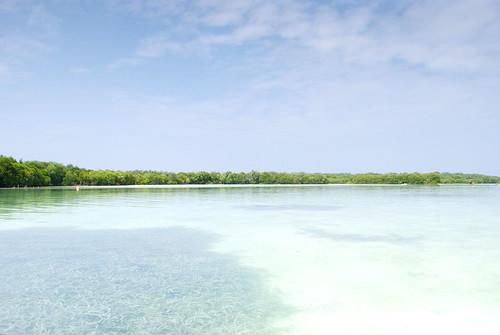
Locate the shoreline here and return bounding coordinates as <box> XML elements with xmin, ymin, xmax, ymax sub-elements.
<box><xmin>1</xmin><ymin>183</ymin><xmax>498</xmax><ymax>190</ymax></box>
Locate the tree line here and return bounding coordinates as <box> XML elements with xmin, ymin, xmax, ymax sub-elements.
<box><xmin>1</xmin><ymin>155</ymin><xmax>499</xmax><ymax>187</ymax></box>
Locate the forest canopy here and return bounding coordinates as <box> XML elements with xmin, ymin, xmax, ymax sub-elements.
<box><xmin>1</xmin><ymin>155</ymin><xmax>499</xmax><ymax>187</ymax></box>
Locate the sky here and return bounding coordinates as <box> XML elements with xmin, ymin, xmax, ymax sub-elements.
<box><xmin>1</xmin><ymin>0</ymin><xmax>499</xmax><ymax>174</ymax></box>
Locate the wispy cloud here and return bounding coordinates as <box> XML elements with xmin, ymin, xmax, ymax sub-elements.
<box><xmin>0</xmin><ymin>35</ymin><xmax>52</xmax><ymax>80</ymax></box>
<box><xmin>0</xmin><ymin>36</ymin><xmax>51</xmax><ymax>58</ymax></box>
<box><xmin>0</xmin><ymin>62</ymin><xmax>9</xmax><ymax>79</ymax></box>
<box><xmin>2</xmin><ymin>0</ymin><xmax>500</xmax><ymax>172</ymax></box>
<box><xmin>108</xmin><ymin>34</ymin><xmax>186</xmax><ymax>70</ymax></box>
<box><xmin>0</xmin><ymin>0</ymin><xmax>31</xmax><ymax>12</ymax></box>
<box><xmin>70</xmin><ymin>67</ymin><xmax>91</xmax><ymax>74</ymax></box>
<box><xmin>107</xmin><ymin>0</ymin><xmax>186</xmax><ymax>19</ymax></box>
<box><xmin>107</xmin><ymin>0</ymin><xmax>500</xmax><ymax>74</ymax></box>
<box><xmin>27</xmin><ymin>3</ymin><xmax>59</xmax><ymax>37</ymax></box>
<box><xmin>0</xmin><ymin>1</ymin><xmax>57</xmax><ymax>81</ymax></box>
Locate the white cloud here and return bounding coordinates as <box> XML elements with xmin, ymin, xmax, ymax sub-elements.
<box><xmin>106</xmin><ymin>0</ymin><xmax>185</xmax><ymax>19</ymax></box>
<box><xmin>135</xmin><ymin>34</ymin><xmax>184</xmax><ymax>57</ymax></box>
<box><xmin>107</xmin><ymin>0</ymin><xmax>500</xmax><ymax>75</ymax></box>
<box><xmin>198</xmin><ymin>0</ymin><xmax>256</xmax><ymax>27</ymax></box>
<box><xmin>70</xmin><ymin>67</ymin><xmax>91</xmax><ymax>74</ymax></box>
<box><xmin>0</xmin><ymin>35</ymin><xmax>52</xmax><ymax>80</ymax></box>
<box><xmin>107</xmin><ymin>57</ymin><xmax>141</xmax><ymax>71</ymax></box>
<box><xmin>107</xmin><ymin>35</ymin><xmax>184</xmax><ymax>70</ymax></box>
<box><xmin>3</xmin><ymin>0</ymin><xmax>499</xmax><ymax>172</ymax></box>
<box><xmin>0</xmin><ymin>36</ymin><xmax>51</xmax><ymax>59</ymax></box>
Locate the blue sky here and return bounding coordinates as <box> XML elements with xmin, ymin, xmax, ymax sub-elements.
<box><xmin>1</xmin><ymin>0</ymin><xmax>499</xmax><ymax>174</ymax></box>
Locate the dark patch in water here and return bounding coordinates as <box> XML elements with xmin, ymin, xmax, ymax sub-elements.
<box><xmin>0</xmin><ymin>228</ymin><xmax>290</xmax><ymax>335</ymax></box>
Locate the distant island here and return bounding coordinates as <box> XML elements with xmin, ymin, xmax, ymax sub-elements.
<box><xmin>1</xmin><ymin>155</ymin><xmax>499</xmax><ymax>187</ymax></box>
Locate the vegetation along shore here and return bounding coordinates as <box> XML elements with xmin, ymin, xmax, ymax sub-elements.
<box><xmin>1</xmin><ymin>155</ymin><xmax>499</xmax><ymax>187</ymax></box>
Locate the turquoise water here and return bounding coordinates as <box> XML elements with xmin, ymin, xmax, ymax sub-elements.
<box><xmin>0</xmin><ymin>185</ymin><xmax>499</xmax><ymax>334</ymax></box>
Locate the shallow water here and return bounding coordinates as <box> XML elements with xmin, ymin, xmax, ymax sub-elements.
<box><xmin>0</xmin><ymin>185</ymin><xmax>499</xmax><ymax>334</ymax></box>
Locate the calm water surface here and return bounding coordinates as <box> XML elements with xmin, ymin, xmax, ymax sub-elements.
<box><xmin>0</xmin><ymin>185</ymin><xmax>499</xmax><ymax>334</ymax></box>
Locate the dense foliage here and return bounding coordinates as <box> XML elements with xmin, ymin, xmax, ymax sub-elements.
<box><xmin>1</xmin><ymin>155</ymin><xmax>499</xmax><ymax>187</ymax></box>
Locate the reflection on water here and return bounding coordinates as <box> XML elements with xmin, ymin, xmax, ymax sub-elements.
<box><xmin>0</xmin><ymin>228</ymin><xmax>288</xmax><ymax>335</ymax></box>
